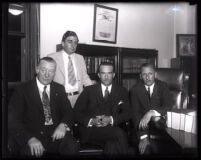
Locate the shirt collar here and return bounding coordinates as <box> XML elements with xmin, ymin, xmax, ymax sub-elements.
<box><xmin>36</xmin><ymin>77</ymin><xmax>50</xmax><ymax>92</ymax></box>
<box><xmin>101</xmin><ymin>83</ymin><xmax>112</xmax><ymax>93</ymax></box>
<box><xmin>62</xmin><ymin>49</ymin><xmax>75</xmax><ymax>58</ymax></box>
<box><xmin>145</xmin><ymin>82</ymin><xmax>155</xmax><ymax>91</ymax></box>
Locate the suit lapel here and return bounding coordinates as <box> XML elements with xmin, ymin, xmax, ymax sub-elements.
<box><xmin>152</xmin><ymin>81</ymin><xmax>159</xmax><ymax>98</ymax></box>
<box><xmin>97</xmin><ymin>84</ymin><xmax>104</xmax><ymax>102</ymax></box>
<box><xmin>140</xmin><ymin>82</ymin><xmax>150</xmax><ymax>106</ymax></box>
<box><xmin>108</xmin><ymin>84</ymin><xmax>116</xmax><ymax>103</ymax></box>
<box><xmin>31</xmin><ymin>79</ymin><xmax>44</xmax><ymax>114</ymax></box>
<box><xmin>50</xmin><ymin>82</ymin><xmax>57</xmax><ymax>121</ymax></box>
<box><xmin>56</xmin><ymin>51</ymin><xmax>65</xmax><ymax>80</ymax></box>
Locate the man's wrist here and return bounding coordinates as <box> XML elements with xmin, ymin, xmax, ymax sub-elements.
<box><xmin>61</xmin><ymin>123</ymin><xmax>70</xmax><ymax>131</ymax></box>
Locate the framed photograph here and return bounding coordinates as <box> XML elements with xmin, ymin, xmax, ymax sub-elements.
<box><xmin>176</xmin><ymin>34</ymin><xmax>196</xmax><ymax>57</ymax></box>
<box><xmin>93</xmin><ymin>4</ymin><xmax>118</xmax><ymax>44</ymax></box>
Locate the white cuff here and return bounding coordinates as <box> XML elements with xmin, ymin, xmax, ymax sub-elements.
<box><xmin>110</xmin><ymin>116</ymin><xmax>114</xmax><ymax>126</ymax></box>
<box><xmin>87</xmin><ymin>118</ymin><xmax>93</xmax><ymax>127</ymax></box>
<box><xmin>151</xmin><ymin>110</ymin><xmax>161</xmax><ymax>116</ymax></box>
<box><xmin>140</xmin><ymin>134</ymin><xmax>148</xmax><ymax>140</ymax></box>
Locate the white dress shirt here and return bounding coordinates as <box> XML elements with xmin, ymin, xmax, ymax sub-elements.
<box><xmin>36</xmin><ymin>77</ymin><xmax>50</xmax><ymax>100</ymax></box>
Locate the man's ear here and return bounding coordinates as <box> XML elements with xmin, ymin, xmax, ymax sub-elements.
<box><xmin>112</xmin><ymin>73</ymin><xmax>115</xmax><ymax>78</ymax></box>
<box><xmin>61</xmin><ymin>42</ymin><xmax>64</xmax><ymax>47</ymax></box>
<box><xmin>98</xmin><ymin>73</ymin><xmax>100</xmax><ymax>79</ymax></box>
<box><xmin>35</xmin><ymin>66</ymin><xmax>39</xmax><ymax>75</ymax></box>
<box><xmin>140</xmin><ymin>74</ymin><xmax>142</xmax><ymax>79</ymax></box>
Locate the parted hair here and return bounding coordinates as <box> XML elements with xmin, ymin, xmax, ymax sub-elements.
<box><xmin>61</xmin><ymin>30</ymin><xmax>78</xmax><ymax>42</ymax></box>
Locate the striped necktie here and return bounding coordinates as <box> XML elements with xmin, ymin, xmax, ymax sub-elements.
<box><xmin>68</xmin><ymin>56</ymin><xmax>77</xmax><ymax>86</ymax></box>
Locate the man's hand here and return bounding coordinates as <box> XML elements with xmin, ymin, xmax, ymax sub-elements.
<box><xmin>138</xmin><ymin>137</ymin><xmax>150</xmax><ymax>155</ymax></box>
<box><xmin>28</xmin><ymin>137</ymin><xmax>45</xmax><ymax>157</ymax></box>
<box><xmin>52</xmin><ymin>123</ymin><xmax>66</xmax><ymax>141</ymax></box>
<box><xmin>139</xmin><ymin>110</ymin><xmax>155</xmax><ymax>130</ymax></box>
<box><xmin>100</xmin><ymin>115</ymin><xmax>112</xmax><ymax>127</ymax></box>
<box><xmin>90</xmin><ymin>116</ymin><xmax>102</xmax><ymax>127</ymax></box>
<box><xmin>90</xmin><ymin>115</ymin><xmax>112</xmax><ymax>127</ymax></box>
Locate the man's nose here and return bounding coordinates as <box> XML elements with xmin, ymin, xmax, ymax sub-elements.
<box><xmin>146</xmin><ymin>75</ymin><xmax>149</xmax><ymax>80</ymax></box>
<box><xmin>105</xmin><ymin>73</ymin><xmax>109</xmax><ymax>79</ymax></box>
<box><xmin>44</xmin><ymin>72</ymin><xmax>49</xmax><ymax>78</ymax></box>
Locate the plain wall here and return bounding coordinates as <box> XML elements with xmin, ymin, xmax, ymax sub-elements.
<box><xmin>40</xmin><ymin>2</ymin><xmax>196</xmax><ymax>68</ymax></box>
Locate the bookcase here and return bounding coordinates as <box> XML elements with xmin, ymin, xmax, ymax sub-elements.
<box><xmin>56</xmin><ymin>43</ymin><xmax>158</xmax><ymax>90</ymax></box>
<box><xmin>119</xmin><ymin>47</ymin><xmax>158</xmax><ymax>91</ymax></box>
<box><xmin>76</xmin><ymin>44</ymin><xmax>119</xmax><ymax>83</ymax></box>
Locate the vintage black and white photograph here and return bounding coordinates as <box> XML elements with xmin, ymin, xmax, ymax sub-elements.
<box><xmin>2</xmin><ymin>1</ymin><xmax>198</xmax><ymax>159</ymax></box>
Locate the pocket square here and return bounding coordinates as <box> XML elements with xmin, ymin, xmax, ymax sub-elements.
<box><xmin>118</xmin><ymin>100</ymin><xmax>123</xmax><ymax>105</ymax></box>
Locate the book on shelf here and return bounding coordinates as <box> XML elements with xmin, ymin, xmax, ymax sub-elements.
<box><xmin>122</xmin><ymin>57</ymin><xmax>148</xmax><ymax>73</ymax></box>
<box><xmin>84</xmin><ymin>56</ymin><xmax>116</xmax><ymax>74</ymax></box>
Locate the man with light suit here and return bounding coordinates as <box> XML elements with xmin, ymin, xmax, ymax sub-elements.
<box><xmin>48</xmin><ymin>30</ymin><xmax>92</xmax><ymax>107</ymax></box>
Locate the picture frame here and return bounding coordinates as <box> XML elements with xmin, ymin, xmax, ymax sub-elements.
<box><xmin>93</xmin><ymin>4</ymin><xmax>118</xmax><ymax>44</ymax></box>
<box><xmin>176</xmin><ymin>34</ymin><xmax>196</xmax><ymax>57</ymax></box>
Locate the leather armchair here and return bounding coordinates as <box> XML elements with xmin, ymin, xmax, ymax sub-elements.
<box><xmin>155</xmin><ymin>68</ymin><xmax>189</xmax><ymax>109</ymax></box>
<box><xmin>147</xmin><ymin>68</ymin><xmax>190</xmax><ymax>141</ymax></box>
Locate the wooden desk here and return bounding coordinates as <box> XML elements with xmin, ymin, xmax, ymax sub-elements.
<box><xmin>165</xmin><ymin>128</ymin><xmax>197</xmax><ymax>155</ymax></box>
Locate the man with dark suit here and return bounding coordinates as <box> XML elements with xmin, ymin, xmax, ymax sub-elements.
<box><xmin>130</xmin><ymin>63</ymin><xmax>173</xmax><ymax>155</ymax></box>
<box><xmin>74</xmin><ymin>62</ymin><xmax>132</xmax><ymax>155</ymax></box>
<box><xmin>8</xmin><ymin>57</ymin><xmax>79</xmax><ymax>157</ymax></box>
<box><xmin>48</xmin><ymin>30</ymin><xmax>92</xmax><ymax>108</ymax></box>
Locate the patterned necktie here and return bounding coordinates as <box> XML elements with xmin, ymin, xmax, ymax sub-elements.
<box><xmin>147</xmin><ymin>87</ymin><xmax>151</xmax><ymax>100</ymax></box>
<box><xmin>68</xmin><ymin>56</ymin><xmax>77</xmax><ymax>86</ymax></box>
<box><xmin>104</xmin><ymin>87</ymin><xmax>109</xmax><ymax>100</ymax></box>
<box><xmin>42</xmin><ymin>86</ymin><xmax>53</xmax><ymax>125</ymax></box>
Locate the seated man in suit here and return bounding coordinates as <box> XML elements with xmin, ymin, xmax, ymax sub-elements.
<box><xmin>130</xmin><ymin>63</ymin><xmax>173</xmax><ymax>155</ymax></box>
<box><xmin>74</xmin><ymin>62</ymin><xmax>132</xmax><ymax>156</ymax></box>
<box><xmin>8</xmin><ymin>57</ymin><xmax>79</xmax><ymax>157</ymax></box>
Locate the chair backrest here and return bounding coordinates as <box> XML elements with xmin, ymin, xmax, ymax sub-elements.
<box><xmin>155</xmin><ymin>68</ymin><xmax>189</xmax><ymax>109</ymax></box>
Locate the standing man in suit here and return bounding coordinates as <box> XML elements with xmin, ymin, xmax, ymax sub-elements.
<box><xmin>130</xmin><ymin>63</ymin><xmax>173</xmax><ymax>155</ymax></box>
<box><xmin>48</xmin><ymin>30</ymin><xmax>92</xmax><ymax>108</ymax></box>
<box><xmin>74</xmin><ymin>62</ymin><xmax>132</xmax><ymax>155</ymax></box>
<box><xmin>8</xmin><ymin>57</ymin><xmax>79</xmax><ymax>157</ymax></box>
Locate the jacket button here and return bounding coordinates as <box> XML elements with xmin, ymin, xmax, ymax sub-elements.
<box><xmin>40</xmin><ymin>131</ymin><xmax>43</xmax><ymax>135</ymax></box>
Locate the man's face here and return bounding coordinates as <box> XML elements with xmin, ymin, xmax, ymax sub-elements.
<box><xmin>140</xmin><ymin>66</ymin><xmax>155</xmax><ymax>86</ymax></box>
<box><xmin>98</xmin><ymin>65</ymin><xmax>115</xmax><ymax>86</ymax></box>
<box><xmin>36</xmin><ymin>60</ymin><xmax>56</xmax><ymax>85</ymax></box>
<box><xmin>62</xmin><ymin>36</ymin><xmax>78</xmax><ymax>55</ymax></box>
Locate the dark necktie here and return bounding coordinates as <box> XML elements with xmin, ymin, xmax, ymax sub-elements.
<box><xmin>68</xmin><ymin>56</ymin><xmax>77</xmax><ymax>86</ymax></box>
<box><xmin>42</xmin><ymin>86</ymin><xmax>53</xmax><ymax>125</ymax></box>
<box><xmin>104</xmin><ymin>87</ymin><xmax>109</xmax><ymax>100</ymax></box>
<box><xmin>147</xmin><ymin>87</ymin><xmax>151</xmax><ymax>100</ymax></box>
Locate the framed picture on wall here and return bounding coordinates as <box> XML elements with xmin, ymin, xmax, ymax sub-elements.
<box><xmin>176</xmin><ymin>34</ymin><xmax>196</xmax><ymax>57</ymax></box>
<box><xmin>93</xmin><ymin>4</ymin><xmax>118</xmax><ymax>44</ymax></box>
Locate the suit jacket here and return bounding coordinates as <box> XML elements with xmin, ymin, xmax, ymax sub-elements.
<box><xmin>130</xmin><ymin>79</ymin><xmax>173</xmax><ymax>139</ymax></box>
<box><xmin>8</xmin><ymin>79</ymin><xmax>74</xmax><ymax>148</ymax></box>
<box><xmin>74</xmin><ymin>83</ymin><xmax>132</xmax><ymax>142</ymax></box>
<box><xmin>48</xmin><ymin>51</ymin><xmax>92</xmax><ymax>94</ymax></box>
